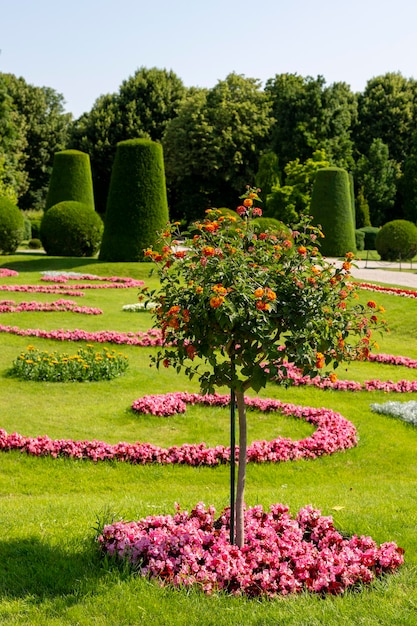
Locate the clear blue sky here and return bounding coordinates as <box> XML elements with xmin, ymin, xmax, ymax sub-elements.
<box><xmin>1</xmin><ymin>0</ymin><xmax>416</xmax><ymax>119</ymax></box>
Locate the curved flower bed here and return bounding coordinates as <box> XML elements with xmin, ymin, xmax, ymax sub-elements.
<box><xmin>98</xmin><ymin>502</ymin><xmax>404</xmax><ymax>597</ymax></box>
<box><xmin>357</xmin><ymin>281</ymin><xmax>417</xmax><ymax>299</ymax></box>
<box><xmin>0</xmin><ymin>325</ymin><xmax>163</xmax><ymax>346</ymax></box>
<box><xmin>0</xmin><ymin>394</ymin><xmax>357</xmax><ymax>465</ymax></box>
<box><xmin>0</xmin><ymin>272</ymin><xmax>144</xmax><ymax>296</ymax></box>
<box><xmin>0</xmin><ymin>299</ymin><xmax>102</xmax><ymax>315</ymax></box>
<box><xmin>0</xmin><ymin>268</ymin><xmax>19</xmax><ymax>277</ymax></box>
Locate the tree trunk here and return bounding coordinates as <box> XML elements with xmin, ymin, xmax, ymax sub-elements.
<box><xmin>235</xmin><ymin>389</ymin><xmax>247</xmax><ymax>547</ymax></box>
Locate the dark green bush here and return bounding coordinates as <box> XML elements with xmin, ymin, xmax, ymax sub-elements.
<box><xmin>252</xmin><ymin>217</ymin><xmax>292</xmax><ymax>238</ymax></box>
<box><xmin>375</xmin><ymin>220</ymin><xmax>417</xmax><ymax>261</ymax></box>
<box><xmin>355</xmin><ymin>229</ymin><xmax>365</xmax><ymax>251</ymax></box>
<box><xmin>0</xmin><ymin>197</ymin><xmax>25</xmax><ymax>254</ymax></box>
<box><xmin>99</xmin><ymin>139</ymin><xmax>169</xmax><ymax>262</ymax></box>
<box><xmin>310</xmin><ymin>167</ymin><xmax>356</xmax><ymax>256</ymax></box>
<box><xmin>29</xmin><ymin>218</ymin><xmax>42</xmax><ymax>239</ymax></box>
<box><xmin>28</xmin><ymin>238</ymin><xmax>42</xmax><ymax>250</ymax></box>
<box><xmin>45</xmin><ymin>150</ymin><xmax>95</xmax><ymax>212</ymax></box>
<box><xmin>357</xmin><ymin>226</ymin><xmax>380</xmax><ymax>250</ymax></box>
<box><xmin>40</xmin><ymin>201</ymin><xmax>103</xmax><ymax>257</ymax></box>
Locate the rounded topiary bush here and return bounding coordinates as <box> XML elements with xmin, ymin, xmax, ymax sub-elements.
<box><xmin>0</xmin><ymin>197</ymin><xmax>25</xmax><ymax>254</ymax></box>
<box><xmin>99</xmin><ymin>139</ymin><xmax>169</xmax><ymax>262</ymax></box>
<box><xmin>375</xmin><ymin>220</ymin><xmax>417</xmax><ymax>261</ymax></box>
<box><xmin>310</xmin><ymin>168</ymin><xmax>356</xmax><ymax>256</ymax></box>
<box><xmin>45</xmin><ymin>150</ymin><xmax>95</xmax><ymax>212</ymax></box>
<box><xmin>40</xmin><ymin>201</ymin><xmax>103</xmax><ymax>257</ymax></box>
<box><xmin>252</xmin><ymin>217</ymin><xmax>292</xmax><ymax>238</ymax></box>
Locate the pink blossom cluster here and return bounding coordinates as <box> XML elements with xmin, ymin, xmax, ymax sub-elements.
<box><xmin>0</xmin><ymin>284</ymin><xmax>86</xmax><ymax>296</ymax></box>
<box><xmin>0</xmin><ymin>299</ymin><xmax>102</xmax><ymax>315</ymax></box>
<box><xmin>357</xmin><ymin>282</ymin><xmax>417</xmax><ymax>299</ymax></box>
<box><xmin>40</xmin><ymin>273</ymin><xmax>144</xmax><ymax>288</ymax></box>
<box><xmin>97</xmin><ymin>502</ymin><xmax>404</xmax><ymax>597</ymax></box>
<box><xmin>0</xmin><ymin>394</ymin><xmax>357</xmax><ymax>466</ymax></box>
<box><xmin>0</xmin><ymin>268</ymin><xmax>19</xmax><ymax>277</ymax></box>
<box><xmin>272</xmin><ymin>358</ymin><xmax>417</xmax><ymax>393</ymax></box>
<box><xmin>0</xmin><ymin>324</ymin><xmax>163</xmax><ymax>346</ymax></box>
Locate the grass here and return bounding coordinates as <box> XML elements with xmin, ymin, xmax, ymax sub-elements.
<box><xmin>1</xmin><ymin>254</ymin><xmax>417</xmax><ymax>624</ymax></box>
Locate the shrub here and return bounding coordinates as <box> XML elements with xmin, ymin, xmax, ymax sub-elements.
<box><xmin>45</xmin><ymin>150</ymin><xmax>95</xmax><ymax>212</ymax></box>
<box><xmin>252</xmin><ymin>216</ymin><xmax>292</xmax><ymax>238</ymax></box>
<box><xmin>40</xmin><ymin>201</ymin><xmax>103</xmax><ymax>257</ymax></box>
<box><xmin>99</xmin><ymin>139</ymin><xmax>169</xmax><ymax>262</ymax></box>
<box><xmin>0</xmin><ymin>196</ymin><xmax>25</xmax><ymax>254</ymax></box>
<box><xmin>310</xmin><ymin>167</ymin><xmax>356</xmax><ymax>256</ymax></box>
<box><xmin>28</xmin><ymin>238</ymin><xmax>42</xmax><ymax>250</ymax></box>
<box><xmin>375</xmin><ymin>219</ymin><xmax>417</xmax><ymax>261</ymax></box>
<box><xmin>355</xmin><ymin>229</ymin><xmax>365</xmax><ymax>251</ymax></box>
<box><xmin>358</xmin><ymin>226</ymin><xmax>380</xmax><ymax>250</ymax></box>
<box><xmin>22</xmin><ymin>215</ymin><xmax>32</xmax><ymax>240</ymax></box>
<box><xmin>11</xmin><ymin>344</ymin><xmax>129</xmax><ymax>382</ymax></box>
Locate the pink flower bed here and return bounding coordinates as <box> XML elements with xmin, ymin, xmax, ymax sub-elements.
<box><xmin>98</xmin><ymin>501</ymin><xmax>404</xmax><ymax>597</ymax></box>
<box><xmin>0</xmin><ymin>325</ymin><xmax>163</xmax><ymax>346</ymax></box>
<box><xmin>0</xmin><ymin>299</ymin><xmax>102</xmax><ymax>315</ymax></box>
<box><xmin>0</xmin><ymin>272</ymin><xmax>144</xmax><ymax>296</ymax></box>
<box><xmin>0</xmin><ymin>268</ymin><xmax>19</xmax><ymax>277</ymax></box>
<box><xmin>0</xmin><ymin>394</ymin><xmax>357</xmax><ymax>465</ymax></box>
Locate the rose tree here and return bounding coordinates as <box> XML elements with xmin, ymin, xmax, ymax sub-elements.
<box><xmin>145</xmin><ymin>187</ymin><xmax>387</xmax><ymax>547</ymax></box>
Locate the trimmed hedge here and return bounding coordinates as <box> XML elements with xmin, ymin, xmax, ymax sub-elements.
<box><xmin>375</xmin><ymin>220</ymin><xmax>417</xmax><ymax>261</ymax></box>
<box><xmin>45</xmin><ymin>150</ymin><xmax>95</xmax><ymax>212</ymax></box>
<box><xmin>99</xmin><ymin>139</ymin><xmax>169</xmax><ymax>262</ymax></box>
<box><xmin>357</xmin><ymin>226</ymin><xmax>380</xmax><ymax>251</ymax></box>
<box><xmin>310</xmin><ymin>167</ymin><xmax>356</xmax><ymax>256</ymax></box>
<box><xmin>40</xmin><ymin>201</ymin><xmax>103</xmax><ymax>257</ymax></box>
<box><xmin>0</xmin><ymin>197</ymin><xmax>25</xmax><ymax>254</ymax></box>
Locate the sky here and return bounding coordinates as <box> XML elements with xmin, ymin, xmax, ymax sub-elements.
<box><xmin>1</xmin><ymin>0</ymin><xmax>417</xmax><ymax>119</ymax></box>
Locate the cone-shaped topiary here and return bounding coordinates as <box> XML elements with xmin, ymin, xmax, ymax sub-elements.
<box><xmin>99</xmin><ymin>139</ymin><xmax>169</xmax><ymax>262</ymax></box>
<box><xmin>0</xmin><ymin>196</ymin><xmax>25</xmax><ymax>254</ymax></box>
<box><xmin>310</xmin><ymin>167</ymin><xmax>356</xmax><ymax>256</ymax></box>
<box><xmin>45</xmin><ymin>150</ymin><xmax>95</xmax><ymax>212</ymax></box>
<box><xmin>40</xmin><ymin>201</ymin><xmax>103</xmax><ymax>257</ymax></box>
<box><xmin>375</xmin><ymin>219</ymin><xmax>417</xmax><ymax>261</ymax></box>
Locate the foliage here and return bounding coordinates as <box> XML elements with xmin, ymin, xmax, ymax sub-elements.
<box><xmin>265</xmin><ymin>74</ymin><xmax>357</xmax><ymax>172</ymax></box>
<box><xmin>370</xmin><ymin>400</ymin><xmax>417</xmax><ymax>427</ymax></box>
<box><xmin>45</xmin><ymin>149</ymin><xmax>95</xmax><ymax>211</ymax></box>
<box><xmin>254</xmin><ymin>151</ymin><xmax>280</xmax><ymax>201</ymax></box>
<box><xmin>28</xmin><ymin>238</ymin><xmax>42</xmax><ymax>249</ymax></box>
<box><xmin>354</xmin><ymin>138</ymin><xmax>400</xmax><ymax>227</ymax></box>
<box><xmin>375</xmin><ymin>219</ymin><xmax>417</xmax><ymax>261</ymax></box>
<box><xmin>355</xmin><ymin>229</ymin><xmax>365</xmax><ymax>251</ymax></box>
<box><xmin>265</xmin><ymin>149</ymin><xmax>330</xmax><ymax>223</ymax></box>
<box><xmin>0</xmin><ymin>196</ymin><xmax>25</xmax><ymax>254</ymax></box>
<box><xmin>354</xmin><ymin>72</ymin><xmax>416</xmax><ymax>165</ymax></box>
<box><xmin>310</xmin><ymin>167</ymin><xmax>356</xmax><ymax>256</ymax></box>
<box><xmin>99</xmin><ymin>139</ymin><xmax>169</xmax><ymax>262</ymax></box>
<box><xmin>1</xmin><ymin>73</ymin><xmax>71</xmax><ymax>210</ymax></box>
<box><xmin>162</xmin><ymin>74</ymin><xmax>273</xmax><ymax>222</ymax></box>
<box><xmin>357</xmin><ymin>226</ymin><xmax>380</xmax><ymax>250</ymax></box>
<box><xmin>355</xmin><ymin>186</ymin><xmax>371</xmax><ymax>227</ymax></box>
<box><xmin>10</xmin><ymin>344</ymin><xmax>128</xmax><ymax>382</ymax></box>
<box><xmin>40</xmin><ymin>201</ymin><xmax>103</xmax><ymax>257</ymax></box>
<box><xmin>69</xmin><ymin>67</ymin><xmax>186</xmax><ymax>213</ymax></box>
<box><xmin>0</xmin><ymin>75</ymin><xmax>27</xmax><ymax>200</ymax></box>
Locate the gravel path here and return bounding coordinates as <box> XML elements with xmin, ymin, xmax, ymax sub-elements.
<box><xmin>329</xmin><ymin>258</ymin><xmax>417</xmax><ymax>289</ymax></box>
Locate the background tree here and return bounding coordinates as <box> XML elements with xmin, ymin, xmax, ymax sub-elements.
<box><xmin>265</xmin><ymin>149</ymin><xmax>330</xmax><ymax>223</ymax></box>
<box><xmin>2</xmin><ymin>74</ymin><xmax>71</xmax><ymax>210</ymax></box>
<box><xmin>353</xmin><ymin>72</ymin><xmax>416</xmax><ymax>166</ymax></box>
<box><xmin>163</xmin><ymin>73</ymin><xmax>273</xmax><ymax>222</ymax></box>
<box><xmin>265</xmin><ymin>74</ymin><xmax>356</xmax><ymax>175</ymax></box>
<box><xmin>354</xmin><ymin>138</ymin><xmax>400</xmax><ymax>226</ymax></box>
<box><xmin>0</xmin><ymin>74</ymin><xmax>27</xmax><ymax>202</ymax></box>
<box><xmin>70</xmin><ymin>67</ymin><xmax>186</xmax><ymax>214</ymax></box>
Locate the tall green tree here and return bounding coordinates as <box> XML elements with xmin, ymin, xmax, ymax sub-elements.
<box><xmin>353</xmin><ymin>72</ymin><xmax>415</xmax><ymax>166</ymax></box>
<box><xmin>0</xmin><ymin>74</ymin><xmax>27</xmax><ymax>201</ymax></box>
<box><xmin>163</xmin><ymin>73</ymin><xmax>273</xmax><ymax>222</ymax></box>
<box><xmin>265</xmin><ymin>74</ymin><xmax>356</xmax><ymax>173</ymax></box>
<box><xmin>70</xmin><ymin>67</ymin><xmax>186</xmax><ymax>213</ymax></box>
<box><xmin>1</xmin><ymin>73</ymin><xmax>71</xmax><ymax>209</ymax></box>
<box><xmin>354</xmin><ymin>138</ymin><xmax>400</xmax><ymax>226</ymax></box>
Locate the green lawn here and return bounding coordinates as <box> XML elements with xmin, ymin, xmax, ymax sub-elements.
<box><xmin>0</xmin><ymin>254</ymin><xmax>417</xmax><ymax>625</ymax></box>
